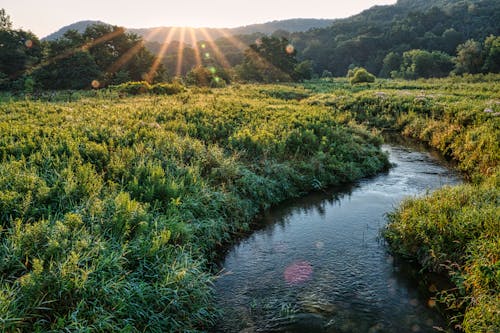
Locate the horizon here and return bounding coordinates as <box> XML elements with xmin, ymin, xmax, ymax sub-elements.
<box><xmin>3</xmin><ymin>0</ymin><xmax>397</xmax><ymax>38</ymax></box>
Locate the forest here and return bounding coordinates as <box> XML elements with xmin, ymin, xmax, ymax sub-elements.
<box><xmin>1</xmin><ymin>0</ymin><xmax>500</xmax><ymax>91</ymax></box>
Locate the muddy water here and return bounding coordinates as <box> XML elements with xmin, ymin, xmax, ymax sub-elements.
<box><xmin>213</xmin><ymin>143</ymin><xmax>461</xmax><ymax>333</ymax></box>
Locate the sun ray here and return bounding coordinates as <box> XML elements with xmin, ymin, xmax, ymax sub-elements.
<box><xmin>24</xmin><ymin>28</ymin><xmax>127</xmax><ymax>77</ymax></box>
<box><xmin>145</xmin><ymin>27</ymin><xmax>178</xmax><ymax>83</ymax></box>
<box><xmin>105</xmin><ymin>40</ymin><xmax>145</xmax><ymax>76</ymax></box>
<box><xmin>216</xmin><ymin>29</ymin><xmax>290</xmax><ymax>80</ymax></box>
<box><xmin>188</xmin><ymin>28</ymin><xmax>203</xmax><ymax>68</ymax></box>
<box><xmin>105</xmin><ymin>28</ymin><xmax>163</xmax><ymax>79</ymax></box>
<box><xmin>175</xmin><ymin>27</ymin><xmax>187</xmax><ymax>77</ymax></box>
<box><xmin>198</xmin><ymin>28</ymin><xmax>232</xmax><ymax>69</ymax></box>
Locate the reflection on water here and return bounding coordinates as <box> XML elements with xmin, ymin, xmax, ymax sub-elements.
<box><xmin>213</xmin><ymin>143</ymin><xmax>461</xmax><ymax>333</ymax></box>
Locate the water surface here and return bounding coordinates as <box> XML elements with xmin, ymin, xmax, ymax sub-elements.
<box><xmin>214</xmin><ymin>143</ymin><xmax>461</xmax><ymax>332</ymax></box>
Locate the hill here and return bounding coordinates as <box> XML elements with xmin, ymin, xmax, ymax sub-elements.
<box><xmin>42</xmin><ymin>20</ymin><xmax>108</xmax><ymax>40</ymax></box>
<box><xmin>43</xmin><ymin>18</ymin><xmax>334</xmax><ymax>43</ymax></box>
<box><xmin>289</xmin><ymin>0</ymin><xmax>500</xmax><ymax>76</ymax></box>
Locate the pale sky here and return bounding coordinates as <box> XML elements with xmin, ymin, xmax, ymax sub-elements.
<box><xmin>3</xmin><ymin>0</ymin><xmax>397</xmax><ymax>38</ymax></box>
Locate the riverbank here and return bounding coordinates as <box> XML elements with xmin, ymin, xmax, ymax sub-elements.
<box><xmin>0</xmin><ymin>76</ymin><xmax>498</xmax><ymax>332</ymax></box>
<box><xmin>304</xmin><ymin>76</ymin><xmax>499</xmax><ymax>332</ymax></box>
<box><xmin>0</xmin><ymin>86</ymin><xmax>389</xmax><ymax>331</ymax></box>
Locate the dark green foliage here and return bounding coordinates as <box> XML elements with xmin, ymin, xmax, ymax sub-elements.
<box><xmin>33</xmin><ymin>51</ymin><xmax>100</xmax><ymax>90</ymax></box>
<box><xmin>237</xmin><ymin>36</ymin><xmax>307</xmax><ymax>83</ymax></box>
<box><xmin>186</xmin><ymin>66</ymin><xmax>228</xmax><ymax>87</ymax></box>
<box><xmin>455</xmin><ymin>39</ymin><xmax>484</xmax><ymax>74</ymax></box>
<box><xmin>394</xmin><ymin>49</ymin><xmax>454</xmax><ymax>79</ymax></box>
<box><xmin>482</xmin><ymin>35</ymin><xmax>500</xmax><ymax>73</ymax></box>
<box><xmin>289</xmin><ymin>0</ymin><xmax>500</xmax><ymax>76</ymax></box>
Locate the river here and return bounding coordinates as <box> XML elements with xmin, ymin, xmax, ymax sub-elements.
<box><xmin>213</xmin><ymin>142</ymin><xmax>461</xmax><ymax>332</ymax></box>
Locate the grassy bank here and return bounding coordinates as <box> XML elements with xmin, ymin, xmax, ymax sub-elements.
<box><xmin>0</xmin><ymin>86</ymin><xmax>389</xmax><ymax>331</ymax></box>
<box><xmin>0</xmin><ymin>76</ymin><xmax>498</xmax><ymax>332</ymax></box>
<box><xmin>300</xmin><ymin>75</ymin><xmax>498</xmax><ymax>332</ymax></box>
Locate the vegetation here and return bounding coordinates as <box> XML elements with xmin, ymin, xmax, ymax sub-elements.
<box><xmin>298</xmin><ymin>76</ymin><xmax>499</xmax><ymax>332</ymax></box>
<box><xmin>0</xmin><ymin>85</ymin><xmax>390</xmax><ymax>331</ymax></box>
<box><xmin>347</xmin><ymin>67</ymin><xmax>376</xmax><ymax>84</ymax></box>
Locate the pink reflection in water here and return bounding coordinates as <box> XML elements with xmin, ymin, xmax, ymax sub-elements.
<box><xmin>284</xmin><ymin>261</ymin><xmax>313</xmax><ymax>285</ymax></box>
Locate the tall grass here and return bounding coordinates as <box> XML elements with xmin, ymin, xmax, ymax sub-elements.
<box><xmin>300</xmin><ymin>75</ymin><xmax>499</xmax><ymax>332</ymax></box>
<box><xmin>0</xmin><ymin>85</ymin><xmax>389</xmax><ymax>331</ymax></box>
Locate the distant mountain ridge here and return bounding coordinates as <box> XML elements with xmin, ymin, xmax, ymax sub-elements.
<box><xmin>43</xmin><ymin>18</ymin><xmax>335</xmax><ymax>43</ymax></box>
<box><xmin>43</xmin><ymin>20</ymin><xmax>108</xmax><ymax>41</ymax></box>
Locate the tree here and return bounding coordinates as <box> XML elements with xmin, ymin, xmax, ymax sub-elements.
<box><xmin>348</xmin><ymin>67</ymin><xmax>375</xmax><ymax>84</ymax></box>
<box><xmin>380</xmin><ymin>52</ymin><xmax>401</xmax><ymax>78</ymax></box>
<box><xmin>0</xmin><ymin>9</ymin><xmax>42</xmax><ymax>89</ymax></box>
<box><xmin>482</xmin><ymin>35</ymin><xmax>500</xmax><ymax>73</ymax></box>
<box><xmin>294</xmin><ymin>60</ymin><xmax>313</xmax><ymax>81</ymax></box>
<box><xmin>0</xmin><ymin>8</ymin><xmax>12</xmax><ymax>30</ymax></box>
<box><xmin>454</xmin><ymin>39</ymin><xmax>483</xmax><ymax>74</ymax></box>
<box><xmin>395</xmin><ymin>49</ymin><xmax>453</xmax><ymax>79</ymax></box>
<box><xmin>33</xmin><ymin>51</ymin><xmax>100</xmax><ymax>90</ymax></box>
<box><xmin>237</xmin><ymin>36</ymin><xmax>300</xmax><ymax>82</ymax></box>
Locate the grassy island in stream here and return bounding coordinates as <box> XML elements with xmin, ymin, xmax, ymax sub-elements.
<box><xmin>0</xmin><ymin>75</ymin><xmax>499</xmax><ymax>332</ymax></box>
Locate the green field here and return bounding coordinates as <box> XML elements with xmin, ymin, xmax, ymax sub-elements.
<box><xmin>1</xmin><ymin>76</ymin><xmax>499</xmax><ymax>332</ymax></box>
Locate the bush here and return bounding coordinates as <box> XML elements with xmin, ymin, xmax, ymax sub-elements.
<box><xmin>110</xmin><ymin>81</ymin><xmax>185</xmax><ymax>95</ymax></box>
<box><xmin>111</xmin><ymin>81</ymin><xmax>151</xmax><ymax>95</ymax></box>
<box><xmin>348</xmin><ymin>67</ymin><xmax>376</xmax><ymax>84</ymax></box>
<box><xmin>150</xmin><ymin>83</ymin><xmax>185</xmax><ymax>95</ymax></box>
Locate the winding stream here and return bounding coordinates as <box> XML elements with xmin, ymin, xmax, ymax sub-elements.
<box><xmin>213</xmin><ymin>142</ymin><xmax>462</xmax><ymax>333</ymax></box>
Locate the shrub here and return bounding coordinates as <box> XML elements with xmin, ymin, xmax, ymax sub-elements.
<box><xmin>150</xmin><ymin>82</ymin><xmax>185</xmax><ymax>95</ymax></box>
<box><xmin>348</xmin><ymin>67</ymin><xmax>376</xmax><ymax>84</ymax></box>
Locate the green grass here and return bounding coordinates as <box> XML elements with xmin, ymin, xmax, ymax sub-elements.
<box><xmin>0</xmin><ymin>76</ymin><xmax>498</xmax><ymax>332</ymax></box>
<box><xmin>299</xmin><ymin>75</ymin><xmax>499</xmax><ymax>332</ymax></box>
<box><xmin>0</xmin><ymin>85</ymin><xmax>389</xmax><ymax>331</ymax></box>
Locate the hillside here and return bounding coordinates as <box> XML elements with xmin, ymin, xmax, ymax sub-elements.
<box><xmin>43</xmin><ymin>18</ymin><xmax>335</xmax><ymax>43</ymax></box>
<box><xmin>42</xmin><ymin>20</ymin><xmax>108</xmax><ymax>40</ymax></box>
<box><xmin>290</xmin><ymin>0</ymin><xmax>500</xmax><ymax>76</ymax></box>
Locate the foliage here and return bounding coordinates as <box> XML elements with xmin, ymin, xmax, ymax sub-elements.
<box><xmin>110</xmin><ymin>81</ymin><xmax>184</xmax><ymax>95</ymax></box>
<box><xmin>300</xmin><ymin>76</ymin><xmax>500</xmax><ymax>332</ymax></box>
<box><xmin>348</xmin><ymin>67</ymin><xmax>376</xmax><ymax>84</ymax></box>
<box><xmin>290</xmin><ymin>0</ymin><xmax>500</xmax><ymax>76</ymax></box>
<box><xmin>393</xmin><ymin>49</ymin><xmax>454</xmax><ymax>79</ymax></box>
<box><xmin>0</xmin><ymin>18</ymin><xmax>165</xmax><ymax>90</ymax></box>
<box><xmin>186</xmin><ymin>66</ymin><xmax>228</xmax><ymax>87</ymax></box>
<box><xmin>0</xmin><ymin>84</ymin><xmax>390</xmax><ymax>331</ymax></box>
<box><xmin>237</xmin><ymin>36</ymin><xmax>309</xmax><ymax>83</ymax></box>
<box><xmin>455</xmin><ymin>39</ymin><xmax>484</xmax><ymax>75</ymax></box>
<box><xmin>482</xmin><ymin>35</ymin><xmax>500</xmax><ymax>73</ymax></box>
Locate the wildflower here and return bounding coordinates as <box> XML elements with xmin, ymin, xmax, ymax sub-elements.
<box><xmin>484</xmin><ymin>108</ymin><xmax>493</xmax><ymax>113</ymax></box>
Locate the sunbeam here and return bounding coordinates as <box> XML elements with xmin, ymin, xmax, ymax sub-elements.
<box><xmin>188</xmin><ymin>28</ymin><xmax>203</xmax><ymax>68</ymax></box>
<box><xmin>145</xmin><ymin>27</ymin><xmax>178</xmax><ymax>83</ymax></box>
<box><xmin>198</xmin><ymin>28</ymin><xmax>232</xmax><ymax>69</ymax></box>
<box><xmin>216</xmin><ymin>28</ymin><xmax>290</xmax><ymax>79</ymax></box>
<box><xmin>105</xmin><ymin>28</ymin><xmax>162</xmax><ymax>81</ymax></box>
<box><xmin>23</xmin><ymin>28</ymin><xmax>127</xmax><ymax>77</ymax></box>
<box><xmin>175</xmin><ymin>27</ymin><xmax>187</xmax><ymax>77</ymax></box>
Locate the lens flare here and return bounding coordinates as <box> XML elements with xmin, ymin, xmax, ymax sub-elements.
<box><xmin>284</xmin><ymin>261</ymin><xmax>313</xmax><ymax>285</ymax></box>
<box><xmin>285</xmin><ymin>44</ymin><xmax>295</xmax><ymax>54</ymax></box>
<box><xmin>91</xmin><ymin>80</ymin><xmax>100</xmax><ymax>89</ymax></box>
<box><xmin>25</xmin><ymin>40</ymin><xmax>33</xmax><ymax>48</ymax></box>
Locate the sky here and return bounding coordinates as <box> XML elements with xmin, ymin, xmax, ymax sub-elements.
<box><xmin>3</xmin><ymin>0</ymin><xmax>397</xmax><ymax>38</ymax></box>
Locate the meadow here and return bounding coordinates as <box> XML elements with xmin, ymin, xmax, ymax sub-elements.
<box><xmin>0</xmin><ymin>76</ymin><xmax>499</xmax><ymax>332</ymax></box>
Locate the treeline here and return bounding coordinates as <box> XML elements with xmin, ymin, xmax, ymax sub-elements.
<box><xmin>1</xmin><ymin>0</ymin><xmax>500</xmax><ymax>91</ymax></box>
<box><xmin>0</xmin><ymin>9</ymin><xmax>167</xmax><ymax>91</ymax></box>
<box><xmin>290</xmin><ymin>0</ymin><xmax>500</xmax><ymax>77</ymax></box>
<box><xmin>144</xmin><ymin>0</ymin><xmax>500</xmax><ymax>82</ymax></box>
